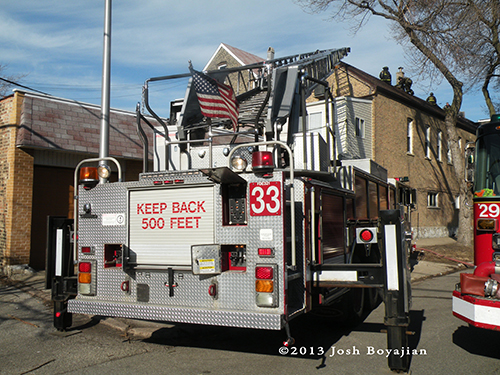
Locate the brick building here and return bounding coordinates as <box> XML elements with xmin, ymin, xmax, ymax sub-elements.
<box><xmin>321</xmin><ymin>62</ymin><xmax>477</xmax><ymax>238</ymax></box>
<box><xmin>0</xmin><ymin>90</ymin><xmax>154</xmax><ymax>270</ymax></box>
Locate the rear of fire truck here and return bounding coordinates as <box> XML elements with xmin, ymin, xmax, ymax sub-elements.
<box><xmin>49</xmin><ymin>48</ymin><xmax>413</xmax><ymax>372</ymax></box>
<box><xmin>453</xmin><ymin>114</ymin><xmax>500</xmax><ymax>330</ymax></box>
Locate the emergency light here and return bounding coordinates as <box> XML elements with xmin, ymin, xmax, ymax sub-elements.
<box><xmin>79</xmin><ymin>167</ymin><xmax>99</xmax><ymax>188</ymax></box>
<box><xmin>252</xmin><ymin>151</ymin><xmax>274</xmax><ymax>172</ymax></box>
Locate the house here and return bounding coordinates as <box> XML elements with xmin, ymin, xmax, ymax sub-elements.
<box><xmin>309</xmin><ymin>62</ymin><xmax>477</xmax><ymax>238</ymax></box>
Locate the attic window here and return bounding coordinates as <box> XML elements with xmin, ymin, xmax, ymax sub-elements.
<box><xmin>218</xmin><ymin>63</ymin><xmax>227</xmax><ymax>70</ymax></box>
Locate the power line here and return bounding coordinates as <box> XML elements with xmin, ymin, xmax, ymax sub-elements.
<box><xmin>0</xmin><ymin>76</ymin><xmax>51</xmax><ymax>96</ymax></box>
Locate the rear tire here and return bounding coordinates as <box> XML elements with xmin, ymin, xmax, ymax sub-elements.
<box><xmin>342</xmin><ymin>287</ymin><xmax>365</xmax><ymax>327</ymax></box>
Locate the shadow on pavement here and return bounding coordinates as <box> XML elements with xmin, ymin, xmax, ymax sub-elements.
<box><xmin>453</xmin><ymin>325</ymin><xmax>500</xmax><ymax>359</ymax></box>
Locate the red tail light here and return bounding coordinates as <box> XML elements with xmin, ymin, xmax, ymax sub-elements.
<box><xmin>252</xmin><ymin>151</ymin><xmax>274</xmax><ymax>171</ymax></box>
<box><xmin>79</xmin><ymin>262</ymin><xmax>92</xmax><ymax>273</ymax></box>
<box><xmin>255</xmin><ymin>266</ymin><xmax>274</xmax><ymax>279</ymax></box>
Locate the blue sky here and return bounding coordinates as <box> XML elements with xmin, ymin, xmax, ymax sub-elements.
<box><xmin>0</xmin><ymin>0</ymin><xmax>489</xmax><ymax>122</ymax></box>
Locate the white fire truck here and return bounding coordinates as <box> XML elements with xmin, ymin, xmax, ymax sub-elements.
<box><xmin>48</xmin><ymin>48</ymin><xmax>414</xmax><ymax>372</ymax></box>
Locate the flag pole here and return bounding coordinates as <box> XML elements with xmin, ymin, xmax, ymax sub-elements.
<box><xmin>99</xmin><ymin>0</ymin><xmax>112</xmax><ymax>182</ymax></box>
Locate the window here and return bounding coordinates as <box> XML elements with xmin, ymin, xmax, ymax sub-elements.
<box><xmin>447</xmin><ymin>141</ymin><xmax>452</xmax><ymax>163</ymax></box>
<box><xmin>308</xmin><ymin>112</ymin><xmax>323</xmax><ymax>131</ymax></box>
<box><xmin>437</xmin><ymin>131</ymin><xmax>442</xmax><ymax>162</ymax></box>
<box><xmin>425</xmin><ymin>126</ymin><xmax>431</xmax><ymax>159</ymax></box>
<box><xmin>355</xmin><ymin>117</ymin><xmax>365</xmax><ymax>138</ymax></box>
<box><xmin>427</xmin><ymin>192</ymin><xmax>439</xmax><ymax>208</ymax></box>
<box><xmin>407</xmin><ymin>119</ymin><xmax>413</xmax><ymax>154</ymax></box>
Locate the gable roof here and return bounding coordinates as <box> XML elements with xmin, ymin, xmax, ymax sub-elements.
<box><xmin>338</xmin><ymin>62</ymin><xmax>477</xmax><ymax>133</ymax></box>
<box><xmin>203</xmin><ymin>43</ymin><xmax>265</xmax><ymax>71</ymax></box>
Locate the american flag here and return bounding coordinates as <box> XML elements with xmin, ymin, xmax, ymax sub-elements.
<box><xmin>192</xmin><ymin>70</ymin><xmax>239</xmax><ymax>131</ymax></box>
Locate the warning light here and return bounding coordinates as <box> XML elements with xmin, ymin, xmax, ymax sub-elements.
<box><xmin>252</xmin><ymin>151</ymin><xmax>274</xmax><ymax>172</ymax></box>
<box><xmin>79</xmin><ymin>167</ymin><xmax>98</xmax><ymax>189</ymax></box>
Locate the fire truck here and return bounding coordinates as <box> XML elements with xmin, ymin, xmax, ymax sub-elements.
<box><xmin>48</xmin><ymin>48</ymin><xmax>414</xmax><ymax>371</ymax></box>
<box><xmin>453</xmin><ymin>114</ymin><xmax>500</xmax><ymax>331</ymax></box>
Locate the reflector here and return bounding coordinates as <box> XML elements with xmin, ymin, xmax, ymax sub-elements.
<box><xmin>360</xmin><ymin>229</ymin><xmax>374</xmax><ymax>242</ymax></box>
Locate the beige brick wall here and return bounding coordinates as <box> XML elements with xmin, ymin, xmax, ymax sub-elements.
<box><xmin>0</xmin><ymin>92</ymin><xmax>34</xmax><ymax>266</ymax></box>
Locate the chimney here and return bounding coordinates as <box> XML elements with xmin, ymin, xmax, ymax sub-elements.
<box><xmin>267</xmin><ymin>47</ymin><xmax>275</xmax><ymax>60</ymax></box>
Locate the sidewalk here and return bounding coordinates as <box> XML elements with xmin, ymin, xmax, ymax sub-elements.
<box><xmin>1</xmin><ymin>237</ymin><xmax>467</xmax><ymax>337</ymax></box>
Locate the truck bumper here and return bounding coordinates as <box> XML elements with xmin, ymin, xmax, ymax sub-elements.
<box><xmin>68</xmin><ymin>299</ymin><xmax>284</xmax><ymax>330</ymax></box>
<box><xmin>452</xmin><ymin>290</ymin><xmax>500</xmax><ymax>331</ymax></box>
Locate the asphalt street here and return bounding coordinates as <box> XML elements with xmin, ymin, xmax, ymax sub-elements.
<box><xmin>1</xmin><ymin>270</ymin><xmax>500</xmax><ymax>375</ymax></box>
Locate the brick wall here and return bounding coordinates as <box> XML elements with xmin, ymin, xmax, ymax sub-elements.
<box><xmin>0</xmin><ymin>92</ymin><xmax>34</xmax><ymax>266</ymax></box>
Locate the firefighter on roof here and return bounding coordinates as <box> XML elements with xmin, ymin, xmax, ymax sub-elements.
<box><xmin>426</xmin><ymin>92</ymin><xmax>437</xmax><ymax>105</ymax></box>
<box><xmin>379</xmin><ymin>66</ymin><xmax>392</xmax><ymax>85</ymax></box>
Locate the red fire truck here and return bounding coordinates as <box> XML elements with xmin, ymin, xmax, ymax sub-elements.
<box><xmin>48</xmin><ymin>48</ymin><xmax>414</xmax><ymax>371</ymax></box>
<box><xmin>453</xmin><ymin>114</ymin><xmax>500</xmax><ymax>330</ymax></box>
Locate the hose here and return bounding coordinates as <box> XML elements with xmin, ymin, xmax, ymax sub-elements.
<box><xmin>415</xmin><ymin>247</ymin><xmax>474</xmax><ymax>268</ymax></box>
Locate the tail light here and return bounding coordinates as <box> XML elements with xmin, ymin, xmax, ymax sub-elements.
<box><xmin>78</xmin><ymin>260</ymin><xmax>96</xmax><ymax>295</ymax></box>
<box><xmin>252</xmin><ymin>151</ymin><xmax>274</xmax><ymax>172</ymax></box>
<box><xmin>255</xmin><ymin>265</ymin><xmax>277</xmax><ymax>307</ymax></box>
